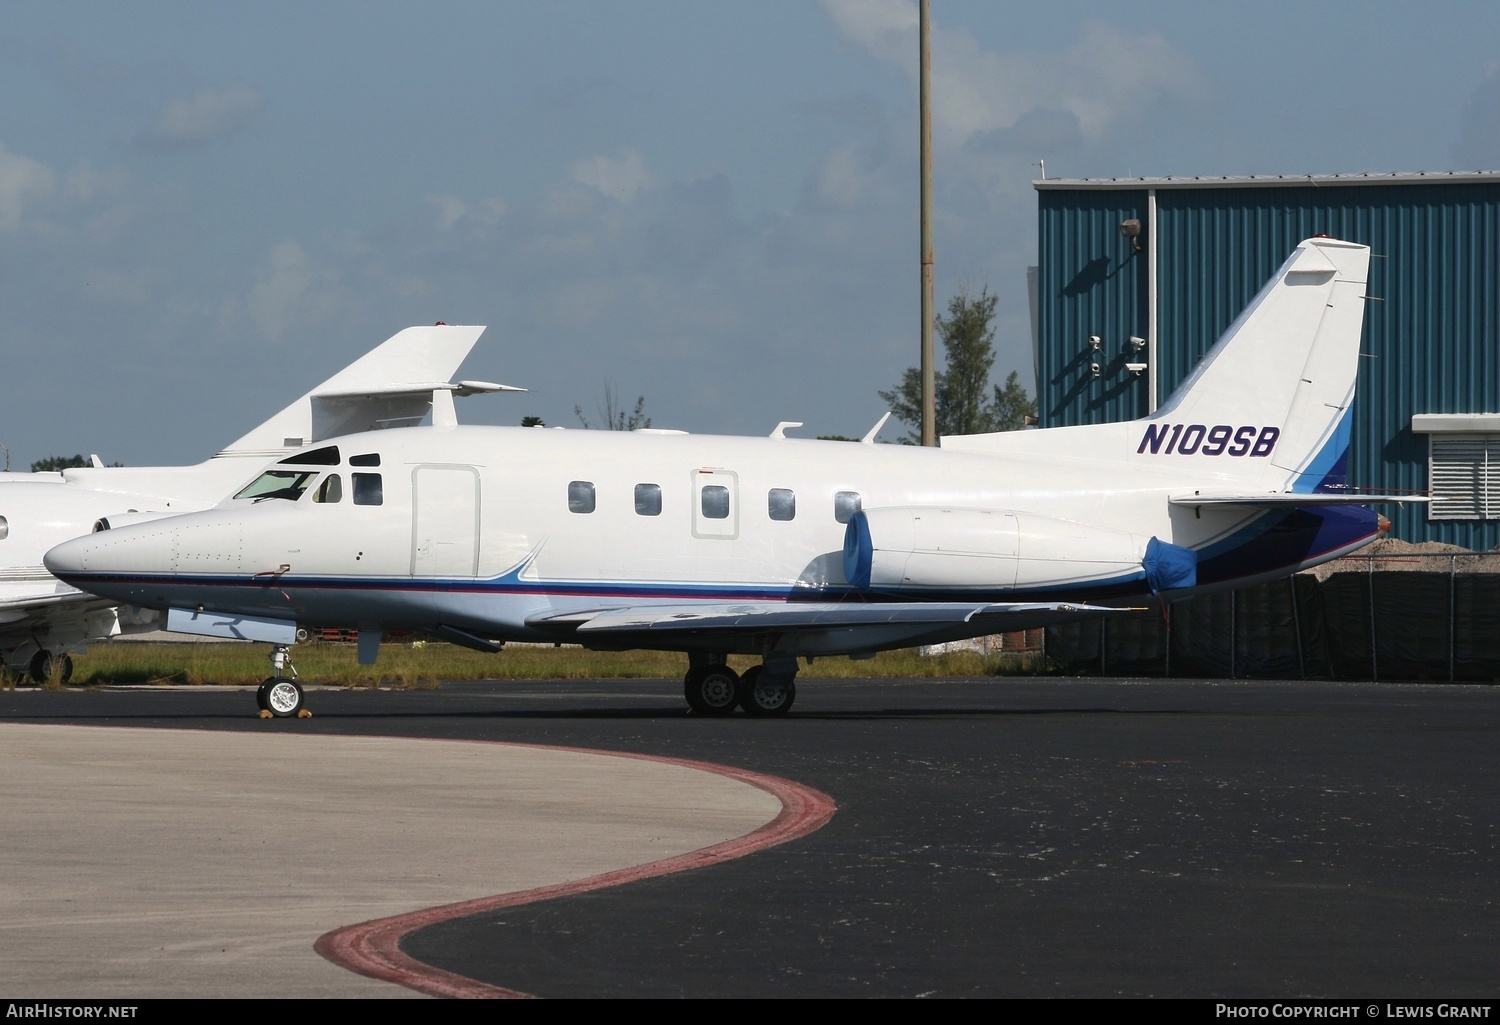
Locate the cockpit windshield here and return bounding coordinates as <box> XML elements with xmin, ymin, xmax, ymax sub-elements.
<box><xmin>233</xmin><ymin>469</ymin><xmax>321</xmax><ymax>503</ymax></box>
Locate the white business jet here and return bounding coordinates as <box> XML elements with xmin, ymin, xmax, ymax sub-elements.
<box><xmin>2</xmin><ymin>323</ymin><xmax>503</xmax><ymax>681</ymax></box>
<box><xmin>47</xmin><ymin>238</ymin><xmax>1402</xmax><ymax>718</ymax></box>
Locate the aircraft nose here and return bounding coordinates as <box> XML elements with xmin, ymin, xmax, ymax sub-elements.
<box><xmin>43</xmin><ymin>534</ymin><xmax>97</xmax><ymax>579</ymax></box>
<box><xmin>44</xmin><ymin>521</ymin><xmax>178</xmax><ymax>587</ymax></box>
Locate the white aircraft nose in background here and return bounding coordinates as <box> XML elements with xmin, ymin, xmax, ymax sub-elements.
<box><xmin>3</xmin><ymin>323</ymin><xmax>499</xmax><ymax>685</ymax></box>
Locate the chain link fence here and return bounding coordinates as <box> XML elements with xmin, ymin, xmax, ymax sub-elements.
<box><xmin>1046</xmin><ymin>550</ymin><xmax>1500</xmax><ymax>681</ymax></box>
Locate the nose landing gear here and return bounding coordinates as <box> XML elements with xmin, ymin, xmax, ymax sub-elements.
<box><xmin>256</xmin><ymin>644</ymin><xmax>307</xmax><ymax>718</ymax></box>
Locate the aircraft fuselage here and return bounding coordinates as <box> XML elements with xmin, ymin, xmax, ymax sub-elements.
<box><xmin>48</xmin><ymin>422</ymin><xmax>1380</xmax><ymax>656</ymax></box>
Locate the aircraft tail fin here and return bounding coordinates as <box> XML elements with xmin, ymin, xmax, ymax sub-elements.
<box><xmin>217</xmin><ymin>324</ymin><xmax>486</xmax><ymax>458</ymax></box>
<box><xmin>1144</xmin><ymin>236</ymin><xmax>1370</xmax><ymax>492</ymax></box>
<box><xmin>946</xmin><ymin>237</ymin><xmax>1372</xmax><ymax>494</ymax></box>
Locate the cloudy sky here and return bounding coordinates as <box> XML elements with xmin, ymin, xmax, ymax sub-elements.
<box><xmin>3</xmin><ymin>0</ymin><xmax>1498</xmax><ymax>467</ymax></box>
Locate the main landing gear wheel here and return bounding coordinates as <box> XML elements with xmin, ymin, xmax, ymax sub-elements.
<box><xmin>684</xmin><ymin>665</ymin><xmax>740</xmax><ymax>716</ymax></box>
<box><xmin>28</xmin><ymin>651</ymin><xmax>72</xmax><ymax>685</ymax></box>
<box><xmin>263</xmin><ymin>679</ymin><xmax>305</xmax><ymax>718</ymax></box>
<box><xmin>737</xmin><ymin>665</ymin><xmax>796</xmax><ymax>717</ymax></box>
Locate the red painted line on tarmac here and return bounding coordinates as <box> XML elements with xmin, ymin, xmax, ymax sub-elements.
<box><xmin>314</xmin><ymin>741</ymin><xmax>836</xmax><ymax>999</ymax></box>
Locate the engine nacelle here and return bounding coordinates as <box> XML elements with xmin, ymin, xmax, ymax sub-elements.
<box><xmin>844</xmin><ymin>507</ymin><xmax>1150</xmax><ymax>592</ymax></box>
<box><xmin>92</xmin><ymin>510</ymin><xmax>177</xmax><ymax>533</ymax></box>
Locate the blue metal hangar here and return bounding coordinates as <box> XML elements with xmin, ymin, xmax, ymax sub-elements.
<box><xmin>1031</xmin><ymin>171</ymin><xmax>1500</xmax><ymax>550</ymax></box>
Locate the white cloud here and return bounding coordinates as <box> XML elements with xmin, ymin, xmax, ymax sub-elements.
<box><xmin>0</xmin><ymin>141</ymin><xmax>56</xmax><ymax>230</ymax></box>
<box><xmin>534</xmin><ymin>276</ymin><xmax>626</xmax><ymax>331</ymax></box>
<box><xmin>426</xmin><ymin>194</ymin><xmax>506</xmax><ymax>230</ymax></box>
<box><xmin>822</xmin><ymin>0</ymin><xmax>917</xmax><ymax>71</ymax></box>
<box><xmin>814</xmin><ymin>143</ymin><xmax>891</xmax><ymax>208</ymax></box>
<box><xmin>429</xmin><ymin>195</ymin><xmax>469</xmax><ymax>230</ymax></box>
<box><xmin>62</xmin><ymin>161</ymin><xmax>120</xmax><ymax>204</ymax></box>
<box><xmin>571</xmin><ymin>148</ymin><xmax>652</xmax><ymax>203</ymax></box>
<box><xmin>1455</xmin><ymin>63</ymin><xmax>1500</xmax><ymax>169</ymax></box>
<box><xmin>140</xmin><ymin>83</ymin><xmax>265</xmax><ymax>149</ymax></box>
<box><xmin>822</xmin><ymin>3</ymin><xmax>1207</xmax><ymax>149</ymax></box>
<box><xmin>249</xmin><ymin>240</ymin><xmax>334</xmax><ymax>341</ymax></box>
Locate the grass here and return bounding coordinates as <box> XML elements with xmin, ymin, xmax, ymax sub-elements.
<box><xmin>54</xmin><ymin>640</ymin><xmax>1049</xmax><ymax>688</ymax></box>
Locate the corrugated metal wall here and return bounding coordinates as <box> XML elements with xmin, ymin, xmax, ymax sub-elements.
<box><xmin>1036</xmin><ymin>180</ymin><xmax>1500</xmax><ymax>548</ymax></box>
<box><xmin>1035</xmin><ymin>191</ymin><xmax>1151</xmax><ymax>425</ymax></box>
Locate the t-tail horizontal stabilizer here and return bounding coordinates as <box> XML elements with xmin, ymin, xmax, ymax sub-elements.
<box><xmin>219</xmin><ymin>324</ymin><xmax>490</xmax><ymax>456</ymax></box>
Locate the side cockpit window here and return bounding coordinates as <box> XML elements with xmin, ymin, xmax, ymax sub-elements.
<box><xmin>352</xmin><ymin>473</ymin><xmax>383</xmax><ymax>506</ymax></box>
<box><xmin>280</xmin><ymin>445</ymin><xmax>340</xmax><ymax>466</ymax></box>
<box><xmin>233</xmin><ymin>469</ymin><xmax>319</xmax><ymax>503</ymax></box>
<box><xmin>313</xmin><ymin>474</ymin><xmax>342</xmax><ymax>504</ymax></box>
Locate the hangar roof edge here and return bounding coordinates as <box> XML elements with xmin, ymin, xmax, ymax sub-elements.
<box><xmin>1033</xmin><ymin>171</ymin><xmax>1500</xmax><ymax>190</ymax></box>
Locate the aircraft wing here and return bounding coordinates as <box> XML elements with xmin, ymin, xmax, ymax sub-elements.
<box><xmin>0</xmin><ymin>569</ymin><xmax>95</xmax><ymax>617</ymax></box>
<box><xmin>0</xmin><ymin>584</ymin><xmax>121</xmax><ymax>662</ymax></box>
<box><xmin>1168</xmin><ymin>491</ymin><xmax>1428</xmax><ymax>506</ymax></box>
<box><xmin>529</xmin><ymin>600</ymin><xmax>1130</xmax><ymax>636</ymax></box>
<box><xmin>0</xmin><ymin>590</ymin><xmax>99</xmax><ymax>617</ymax></box>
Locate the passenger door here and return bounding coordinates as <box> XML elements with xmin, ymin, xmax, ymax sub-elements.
<box><xmin>411</xmin><ymin>465</ymin><xmax>480</xmax><ymax>577</ymax></box>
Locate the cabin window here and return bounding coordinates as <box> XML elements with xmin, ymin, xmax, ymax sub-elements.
<box><xmin>834</xmin><ymin>490</ymin><xmax>862</xmax><ymax>524</ymax></box>
<box><xmin>352</xmin><ymin>473</ymin><xmax>383</xmax><ymax>506</ymax></box>
<box><xmin>768</xmin><ymin>488</ymin><xmax>795</xmax><ymax>521</ymax></box>
<box><xmin>569</xmin><ymin>480</ymin><xmax>596</xmax><ymax>514</ymax></box>
<box><xmin>313</xmin><ymin>474</ymin><xmax>343</xmax><ymax>504</ymax></box>
<box><xmin>701</xmin><ymin>485</ymin><xmax>730</xmax><ymax>519</ymax></box>
<box><xmin>233</xmin><ymin>469</ymin><xmax>319</xmax><ymax>502</ymax></box>
<box><xmin>635</xmin><ymin>483</ymin><xmax>662</xmax><ymax>516</ymax></box>
<box><xmin>350</xmin><ymin>453</ymin><xmax>381</xmax><ymax>467</ymax></box>
<box><xmin>280</xmin><ymin>445</ymin><xmax>340</xmax><ymax>466</ymax></box>
<box><xmin>0</xmin><ymin>515</ymin><xmax>8</xmax><ymax>540</ymax></box>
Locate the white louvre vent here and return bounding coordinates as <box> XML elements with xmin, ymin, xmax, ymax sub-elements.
<box><xmin>1429</xmin><ymin>434</ymin><xmax>1499</xmax><ymax>520</ymax></box>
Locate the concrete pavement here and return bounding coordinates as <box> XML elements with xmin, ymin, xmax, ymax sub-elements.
<box><xmin>0</xmin><ymin>722</ymin><xmax>785</xmax><ymax>998</ymax></box>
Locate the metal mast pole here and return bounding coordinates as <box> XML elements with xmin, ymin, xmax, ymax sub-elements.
<box><xmin>919</xmin><ymin>0</ymin><xmax>936</xmax><ymax>446</ymax></box>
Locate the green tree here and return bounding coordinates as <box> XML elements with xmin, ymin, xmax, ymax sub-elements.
<box><xmin>30</xmin><ymin>454</ymin><xmax>89</xmax><ymax>472</ymax></box>
<box><xmin>575</xmin><ymin>383</ymin><xmax>651</xmax><ymax>431</ymax></box>
<box><xmin>990</xmin><ymin>370</ymin><xmax>1037</xmax><ymax>432</ymax></box>
<box><xmin>878</xmin><ymin>286</ymin><xmax>1036</xmax><ymax>443</ymax></box>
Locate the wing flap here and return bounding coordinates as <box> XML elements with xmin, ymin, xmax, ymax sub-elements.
<box><xmin>530</xmin><ymin>600</ymin><xmax>1130</xmax><ymax>635</ymax></box>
